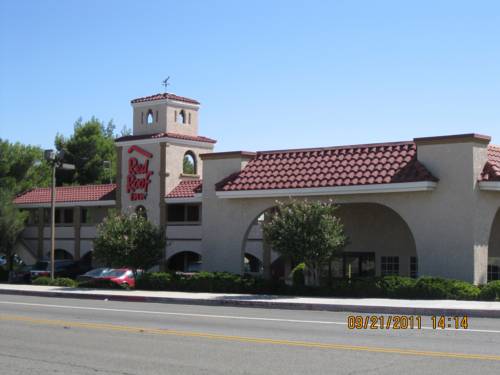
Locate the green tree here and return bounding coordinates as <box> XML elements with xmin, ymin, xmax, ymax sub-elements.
<box><xmin>0</xmin><ymin>189</ymin><xmax>28</xmax><ymax>273</ymax></box>
<box><xmin>0</xmin><ymin>139</ymin><xmax>51</xmax><ymax>194</ymax></box>
<box><xmin>183</xmin><ymin>154</ymin><xmax>195</xmax><ymax>174</ymax></box>
<box><xmin>93</xmin><ymin>211</ymin><xmax>166</xmax><ymax>278</ymax></box>
<box><xmin>262</xmin><ymin>199</ymin><xmax>347</xmax><ymax>286</ymax></box>
<box><xmin>55</xmin><ymin>117</ymin><xmax>120</xmax><ymax>185</ymax></box>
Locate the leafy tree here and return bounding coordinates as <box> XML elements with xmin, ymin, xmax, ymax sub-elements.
<box><xmin>262</xmin><ymin>199</ymin><xmax>347</xmax><ymax>286</ymax></box>
<box><xmin>0</xmin><ymin>139</ymin><xmax>51</xmax><ymax>194</ymax></box>
<box><xmin>55</xmin><ymin>117</ymin><xmax>123</xmax><ymax>185</ymax></box>
<box><xmin>0</xmin><ymin>189</ymin><xmax>28</xmax><ymax>273</ymax></box>
<box><xmin>93</xmin><ymin>211</ymin><xmax>166</xmax><ymax>277</ymax></box>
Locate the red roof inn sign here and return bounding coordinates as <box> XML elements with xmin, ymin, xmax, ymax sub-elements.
<box><xmin>127</xmin><ymin>145</ymin><xmax>154</xmax><ymax>201</ymax></box>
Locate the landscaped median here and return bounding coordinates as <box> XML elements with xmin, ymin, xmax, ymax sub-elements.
<box><xmin>27</xmin><ymin>272</ymin><xmax>500</xmax><ymax>301</ymax></box>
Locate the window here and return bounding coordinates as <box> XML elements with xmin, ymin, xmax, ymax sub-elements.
<box><xmin>63</xmin><ymin>208</ymin><xmax>73</xmax><ymax>224</ymax></box>
<box><xmin>488</xmin><ymin>257</ymin><xmax>500</xmax><ymax>281</ymax></box>
<box><xmin>410</xmin><ymin>256</ymin><xmax>418</xmax><ymax>278</ymax></box>
<box><xmin>156</xmin><ymin>110</ymin><xmax>159</xmax><ymax>123</ymax></box>
<box><xmin>26</xmin><ymin>209</ymin><xmax>39</xmax><ymax>225</ymax></box>
<box><xmin>146</xmin><ymin>110</ymin><xmax>154</xmax><ymax>125</ymax></box>
<box><xmin>488</xmin><ymin>265</ymin><xmax>500</xmax><ymax>281</ymax></box>
<box><xmin>183</xmin><ymin>151</ymin><xmax>197</xmax><ymax>174</ymax></box>
<box><xmin>381</xmin><ymin>256</ymin><xmax>399</xmax><ymax>276</ymax></box>
<box><xmin>342</xmin><ymin>252</ymin><xmax>376</xmax><ymax>278</ymax></box>
<box><xmin>81</xmin><ymin>208</ymin><xmax>91</xmax><ymax>224</ymax></box>
<box><xmin>44</xmin><ymin>208</ymin><xmax>74</xmax><ymax>224</ymax></box>
<box><xmin>167</xmin><ymin>204</ymin><xmax>201</xmax><ymax>223</ymax></box>
<box><xmin>176</xmin><ymin>110</ymin><xmax>186</xmax><ymax>124</ymax></box>
<box><xmin>188</xmin><ymin>112</ymin><xmax>192</xmax><ymax>124</ymax></box>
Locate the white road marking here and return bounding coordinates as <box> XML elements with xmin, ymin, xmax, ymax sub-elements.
<box><xmin>0</xmin><ymin>300</ymin><xmax>499</xmax><ymax>334</ymax></box>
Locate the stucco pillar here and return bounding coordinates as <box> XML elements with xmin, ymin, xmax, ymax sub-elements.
<box><xmin>74</xmin><ymin>206</ymin><xmax>81</xmax><ymax>260</ymax></box>
<box><xmin>115</xmin><ymin>145</ymin><xmax>122</xmax><ymax>212</ymax></box>
<box><xmin>159</xmin><ymin>142</ymin><xmax>167</xmax><ymax>267</ymax></box>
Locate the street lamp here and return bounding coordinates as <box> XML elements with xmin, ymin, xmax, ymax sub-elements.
<box><xmin>44</xmin><ymin>149</ymin><xmax>75</xmax><ymax>280</ymax></box>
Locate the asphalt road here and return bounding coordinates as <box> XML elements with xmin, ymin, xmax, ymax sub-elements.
<box><xmin>0</xmin><ymin>295</ymin><xmax>499</xmax><ymax>374</ymax></box>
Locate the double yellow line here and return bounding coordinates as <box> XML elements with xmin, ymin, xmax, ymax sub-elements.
<box><xmin>1</xmin><ymin>314</ymin><xmax>499</xmax><ymax>362</ymax></box>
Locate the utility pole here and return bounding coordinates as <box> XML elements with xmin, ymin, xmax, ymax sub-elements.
<box><xmin>44</xmin><ymin>149</ymin><xmax>74</xmax><ymax>280</ymax></box>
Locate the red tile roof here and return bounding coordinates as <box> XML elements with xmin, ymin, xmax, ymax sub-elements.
<box><xmin>115</xmin><ymin>132</ymin><xmax>217</xmax><ymax>144</ymax></box>
<box><xmin>480</xmin><ymin>146</ymin><xmax>500</xmax><ymax>181</ymax></box>
<box><xmin>166</xmin><ymin>180</ymin><xmax>202</xmax><ymax>198</ymax></box>
<box><xmin>131</xmin><ymin>93</ymin><xmax>200</xmax><ymax>105</ymax></box>
<box><xmin>217</xmin><ymin>141</ymin><xmax>438</xmax><ymax>192</ymax></box>
<box><xmin>14</xmin><ymin>184</ymin><xmax>116</xmax><ymax>205</ymax></box>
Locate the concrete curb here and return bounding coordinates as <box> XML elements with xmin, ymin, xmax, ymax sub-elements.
<box><xmin>1</xmin><ymin>288</ymin><xmax>500</xmax><ymax>318</ymax></box>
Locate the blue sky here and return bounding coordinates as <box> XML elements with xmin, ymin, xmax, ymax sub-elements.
<box><xmin>1</xmin><ymin>0</ymin><xmax>500</xmax><ymax>151</ymax></box>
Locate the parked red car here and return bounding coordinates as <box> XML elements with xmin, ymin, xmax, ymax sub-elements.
<box><xmin>95</xmin><ymin>268</ymin><xmax>135</xmax><ymax>288</ymax></box>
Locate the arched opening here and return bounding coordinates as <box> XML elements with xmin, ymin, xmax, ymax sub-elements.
<box><xmin>488</xmin><ymin>209</ymin><xmax>500</xmax><ymax>281</ymax></box>
<box><xmin>80</xmin><ymin>251</ymin><xmax>93</xmax><ymax>267</ymax></box>
<box><xmin>183</xmin><ymin>151</ymin><xmax>197</xmax><ymax>175</ymax></box>
<box><xmin>244</xmin><ymin>253</ymin><xmax>262</xmax><ymax>274</ymax></box>
<box><xmin>241</xmin><ymin>202</ymin><xmax>417</xmax><ymax>282</ymax></box>
<box><xmin>167</xmin><ymin>251</ymin><xmax>201</xmax><ymax>272</ymax></box>
<box><xmin>176</xmin><ymin>110</ymin><xmax>186</xmax><ymax>124</ymax></box>
<box><xmin>146</xmin><ymin>110</ymin><xmax>154</xmax><ymax>125</ymax></box>
<box><xmin>135</xmin><ymin>205</ymin><xmax>147</xmax><ymax>219</ymax></box>
<box><xmin>46</xmin><ymin>249</ymin><xmax>74</xmax><ymax>261</ymax></box>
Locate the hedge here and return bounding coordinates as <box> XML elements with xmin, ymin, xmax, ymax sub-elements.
<box><xmin>135</xmin><ymin>272</ymin><xmax>500</xmax><ymax>301</ymax></box>
<box><xmin>32</xmin><ymin>277</ymin><xmax>78</xmax><ymax>287</ymax></box>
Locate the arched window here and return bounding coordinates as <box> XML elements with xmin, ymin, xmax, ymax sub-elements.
<box><xmin>146</xmin><ymin>110</ymin><xmax>154</xmax><ymax>125</ymax></box>
<box><xmin>135</xmin><ymin>205</ymin><xmax>147</xmax><ymax>219</ymax></box>
<box><xmin>188</xmin><ymin>112</ymin><xmax>192</xmax><ymax>124</ymax></box>
<box><xmin>176</xmin><ymin>110</ymin><xmax>186</xmax><ymax>124</ymax></box>
<box><xmin>183</xmin><ymin>151</ymin><xmax>196</xmax><ymax>174</ymax></box>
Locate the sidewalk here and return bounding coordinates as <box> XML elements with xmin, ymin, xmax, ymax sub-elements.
<box><xmin>1</xmin><ymin>283</ymin><xmax>499</xmax><ymax>318</ymax></box>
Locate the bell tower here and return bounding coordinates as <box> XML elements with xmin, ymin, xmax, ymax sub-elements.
<box><xmin>131</xmin><ymin>93</ymin><xmax>200</xmax><ymax>137</ymax></box>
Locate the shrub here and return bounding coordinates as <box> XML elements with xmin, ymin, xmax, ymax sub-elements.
<box><xmin>413</xmin><ymin>277</ymin><xmax>452</xmax><ymax>299</ymax></box>
<box><xmin>479</xmin><ymin>280</ymin><xmax>500</xmax><ymax>301</ymax></box>
<box><xmin>449</xmin><ymin>280</ymin><xmax>481</xmax><ymax>300</ymax></box>
<box><xmin>32</xmin><ymin>276</ymin><xmax>52</xmax><ymax>285</ymax></box>
<box><xmin>0</xmin><ymin>266</ymin><xmax>8</xmax><ymax>282</ymax></box>
<box><xmin>136</xmin><ymin>272</ymin><xmax>176</xmax><ymax>291</ymax></box>
<box><xmin>51</xmin><ymin>277</ymin><xmax>78</xmax><ymax>287</ymax></box>
<box><xmin>32</xmin><ymin>276</ymin><xmax>77</xmax><ymax>287</ymax></box>
<box><xmin>379</xmin><ymin>276</ymin><xmax>417</xmax><ymax>298</ymax></box>
<box><xmin>291</xmin><ymin>263</ymin><xmax>305</xmax><ymax>286</ymax></box>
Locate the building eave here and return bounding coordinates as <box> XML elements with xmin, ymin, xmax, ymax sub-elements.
<box><xmin>15</xmin><ymin>200</ymin><xmax>117</xmax><ymax>208</ymax></box>
<box><xmin>216</xmin><ymin>181</ymin><xmax>438</xmax><ymax>199</ymax></box>
<box><xmin>478</xmin><ymin>181</ymin><xmax>500</xmax><ymax>191</ymax></box>
<box><xmin>115</xmin><ymin>137</ymin><xmax>215</xmax><ymax>149</ymax></box>
<box><xmin>165</xmin><ymin>194</ymin><xmax>202</xmax><ymax>204</ymax></box>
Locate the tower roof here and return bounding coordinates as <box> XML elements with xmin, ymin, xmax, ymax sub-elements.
<box><xmin>131</xmin><ymin>93</ymin><xmax>200</xmax><ymax>105</ymax></box>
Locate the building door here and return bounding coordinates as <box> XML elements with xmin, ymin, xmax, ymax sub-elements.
<box><xmin>343</xmin><ymin>252</ymin><xmax>375</xmax><ymax>277</ymax></box>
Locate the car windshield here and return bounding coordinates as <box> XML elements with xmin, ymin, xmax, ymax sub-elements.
<box><xmin>84</xmin><ymin>268</ymin><xmax>110</xmax><ymax>277</ymax></box>
<box><xmin>105</xmin><ymin>269</ymin><xmax>129</xmax><ymax>277</ymax></box>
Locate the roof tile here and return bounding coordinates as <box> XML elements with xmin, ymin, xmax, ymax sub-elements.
<box><xmin>14</xmin><ymin>184</ymin><xmax>116</xmax><ymax>205</ymax></box>
<box><xmin>480</xmin><ymin>146</ymin><xmax>500</xmax><ymax>181</ymax></box>
<box><xmin>217</xmin><ymin>142</ymin><xmax>438</xmax><ymax>192</ymax></box>
<box><xmin>166</xmin><ymin>180</ymin><xmax>202</xmax><ymax>198</ymax></box>
<box><xmin>131</xmin><ymin>93</ymin><xmax>200</xmax><ymax>105</ymax></box>
<box><xmin>115</xmin><ymin>132</ymin><xmax>217</xmax><ymax>144</ymax></box>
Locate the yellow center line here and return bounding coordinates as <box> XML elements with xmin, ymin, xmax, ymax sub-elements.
<box><xmin>1</xmin><ymin>314</ymin><xmax>499</xmax><ymax>361</ymax></box>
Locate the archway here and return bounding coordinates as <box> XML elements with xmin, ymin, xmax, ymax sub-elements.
<box><xmin>244</xmin><ymin>253</ymin><xmax>262</xmax><ymax>274</ymax></box>
<box><xmin>167</xmin><ymin>251</ymin><xmax>201</xmax><ymax>272</ymax></box>
<box><xmin>240</xmin><ymin>201</ymin><xmax>417</xmax><ymax>280</ymax></box>
<box><xmin>46</xmin><ymin>249</ymin><xmax>74</xmax><ymax>260</ymax></box>
<box><xmin>488</xmin><ymin>209</ymin><xmax>500</xmax><ymax>281</ymax></box>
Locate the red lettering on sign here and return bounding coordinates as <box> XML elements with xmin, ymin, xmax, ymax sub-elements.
<box><xmin>126</xmin><ymin>145</ymin><xmax>154</xmax><ymax>201</ymax></box>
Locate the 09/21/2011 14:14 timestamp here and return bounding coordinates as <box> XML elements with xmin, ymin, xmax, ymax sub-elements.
<box><xmin>347</xmin><ymin>315</ymin><xmax>469</xmax><ymax>330</ymax></box>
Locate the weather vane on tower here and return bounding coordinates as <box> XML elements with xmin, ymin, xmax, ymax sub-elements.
<box><xmin>162</xmin><ymin>77</ymin><xmax>170</xmax><ymax>93</ymax></box>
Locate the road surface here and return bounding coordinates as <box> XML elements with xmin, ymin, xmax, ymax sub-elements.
<box><xmin>0</xmin><ymin>294</ymin><xmax>499</xmax><ymax>374</ymax></box>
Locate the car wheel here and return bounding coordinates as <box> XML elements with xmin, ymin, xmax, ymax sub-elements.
<box><xmin>121</xmin><ymin>282</ymin><xmax>129</xmax><ymax>290</ymax></box>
